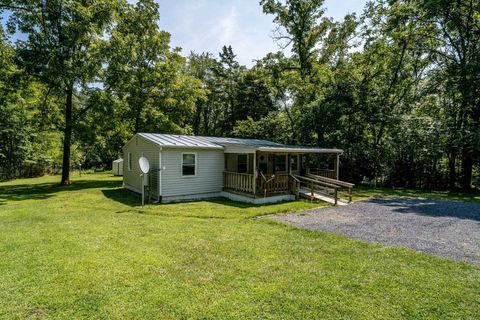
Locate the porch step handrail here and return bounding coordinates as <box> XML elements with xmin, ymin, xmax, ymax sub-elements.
<box><xmin>306</xmin><ymin>173</ymin><xmax>354</xmax><ymax>202</ymax></box>
<box><xmin>289</xmin><ymin>174</ymin><xmax>300</xmax><ymax>199</ymax></box>
<box><xmin>306</xmin><ymin>173</ymin><xmax>354</xmax><ymax>188</ymax></box>
<box><xmin>293</xmin><ymin>174</ymin><xmax>339</xmax><ymax>205</ymax></box>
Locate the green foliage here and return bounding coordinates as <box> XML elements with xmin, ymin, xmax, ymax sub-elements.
<box><xmin>1</xmin><ymin>0</ymin><xmax>480</xmax><ymax>189</ymax></box>
<box><xmin>104</xmin><ymin>0</ymin><xmax>204</xmax><ymax>134</ymax></box>
<box><xmin>232</xmin><ymin>112</ymin><xmax>291</xmax><ymax>143</ymax></box>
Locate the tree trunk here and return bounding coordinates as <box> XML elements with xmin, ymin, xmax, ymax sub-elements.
<box><xmin>461</xmin><ymin>152</ymin><xmax>473</xmax><ymax>190</ymax></box>
<box><xmin>448</xmin><ymin>152</ymin><xmax>456</xmax><ymax>189</ymax></box>
<box><xmin>60</xmin><ymin>87</ymin><xmax>73</xmax><ymax>185</ymax></box>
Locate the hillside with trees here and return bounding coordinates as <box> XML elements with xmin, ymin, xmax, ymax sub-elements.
<box><xmin>1</xmin><ymin>0</ymin><xmax>479</xmax><ymax>189</ymax></box>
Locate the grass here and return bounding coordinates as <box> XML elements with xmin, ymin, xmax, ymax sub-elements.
<box><xmin>0</xmin><ymin>172</ymin><xmax>479</xmax><ymax>319</ymax></box>
<box><xmin>353</xmin><ymin>184</ymin><xmax>480</xmax><ymax>203</ymax></box>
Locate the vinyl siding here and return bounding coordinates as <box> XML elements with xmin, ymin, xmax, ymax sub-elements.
<box><xmin>123</xmin><ymin>135</ymin><xmax>160</xmax><ymax>196</ymax></box>
<box><xmin>161</xmin><ymin>148</ymin><xmax>224</xmax><ymax>197</ymax></box>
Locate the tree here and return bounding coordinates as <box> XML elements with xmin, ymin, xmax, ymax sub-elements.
<box><xmin>104</xmin><ymin>0</ymin><xmax>204</xmax><ymax>135</ymax></box>
<box><xmin>260</xmin><ymin>0</ymin><xmax>331</xmax><ymax>79</ymax></box>
<box><xmin>214</xmin><ymin>45</ymin><xmax>243</xmax><ymax>135</ymax></box>
<box><xmin>187</xmin><ymin>52</ymin><xmax>219</xmax><ymax>135</ymax></box>
<box><xmin>417</xmin><ymin>0</ymin><xmax>480</xmax><ymax>189</ymax></box>
<box><xmin>4</xmin><ymin>0</ymin><xmax>119</xmax><ymax>184</ymax></box>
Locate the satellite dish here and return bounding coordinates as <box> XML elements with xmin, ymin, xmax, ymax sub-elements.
<box><xmin>139</xmin><ymin>157</ymin><xmax>150</xmax><ymax>174</ymax></box>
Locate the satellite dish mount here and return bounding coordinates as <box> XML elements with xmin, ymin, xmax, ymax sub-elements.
<box><xmin>139</xmin><ymin>157</ymin><xmax>150</xmax><ymax>207</ymax></box>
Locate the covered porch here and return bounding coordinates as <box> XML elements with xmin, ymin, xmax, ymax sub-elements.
<box><xmin>222</xmin><ymin>145</ymin><xmax>352</xmax><ymax>204</ymax></box>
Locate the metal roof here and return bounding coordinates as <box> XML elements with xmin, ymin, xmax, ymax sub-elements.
<box><xmin>138</xmin><ymin>133</ymin><xmax>224</xmax><ymax>149</ymax></box>
<box><xmin>137</xmin><ymin>133</ymin><xmax>342</xmax><ymax>153</ymax></box>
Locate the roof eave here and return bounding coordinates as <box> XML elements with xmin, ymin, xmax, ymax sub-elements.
<box><xmin>257</xmin><ymin>147</ymin><xmax>343</xmax><ymax>154</ymax></box>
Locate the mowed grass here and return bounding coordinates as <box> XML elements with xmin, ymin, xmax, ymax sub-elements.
<box><xmin>353</xmin><ymin>184</ymin><xmax>480</xmax><ymax>203</ymax></box>
<box><xmin>0</xmin><ymin>173</ymin><xmax>479</xmax><ymax>319</ymax></box>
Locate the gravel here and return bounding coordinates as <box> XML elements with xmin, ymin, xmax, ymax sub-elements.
<box><xmin>270</xmin><ymin>198</ymin><xmax>480</xmax><ymax>263</ymax></box>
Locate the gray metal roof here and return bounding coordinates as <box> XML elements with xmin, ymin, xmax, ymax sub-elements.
<box><xmin>138</xmin><ymin>133</ymin><xmax>342</xmax><ymax>153</ymax></box>
<box><xmin>138</xmin><ymin>133</ymin><xmax>224</xmax><ymax>149</ymax></box>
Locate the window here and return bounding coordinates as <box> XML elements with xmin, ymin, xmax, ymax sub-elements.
<box><xmin>128</xmin><ymin>152</ymin><xmax>132</xmax><ymax>171</ymax></box>
<box><xmin>182</xmin><ymin>153</ymin><xmax>196</xmax><ymax>176</ymax></box>
<box><xmin>238</xmin><ymin>154</ymin><xmax>248</xmax><ymax>173</ymax></box>
<box><xmin>275</xmin><ymin>154</ymin><xmax>287</xmax><ymax>172</ymax></box>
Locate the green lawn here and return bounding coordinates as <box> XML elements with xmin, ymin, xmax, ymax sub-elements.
<box><xmin>353</xmin><ymin>184</ymin><xmax>480</xmax><ymax>203</ymax></box>
<box><xmin>0</xmin><ymin>173</ymin><xmax>479</xmax><ymax>319</ymax></box>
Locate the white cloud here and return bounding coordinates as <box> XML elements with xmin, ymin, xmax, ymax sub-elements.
<box><xmin>217</xmin><ymin>6</ymin><xmax>237</xmax><ymax>45</ymax></box>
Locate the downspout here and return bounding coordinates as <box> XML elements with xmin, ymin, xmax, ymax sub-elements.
<box><xmin>158</xmin><ymin>147</ymin><xmax>162</xmax><ymax>202</ymax></box>
<box><xmin>253</xmin><ymin>150</ymin><xmax>257</xmax><ymax>197</ymax></box>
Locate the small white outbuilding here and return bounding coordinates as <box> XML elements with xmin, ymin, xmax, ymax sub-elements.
<box><xmin>112</xmin><ymin>159</ymin><xmax>124</xmax><ymax>176</ymax></box>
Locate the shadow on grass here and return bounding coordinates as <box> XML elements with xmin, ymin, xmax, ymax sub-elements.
<box><xmin>0</xmin><ymin>179</ymin><xmax>121</xmax><ymax>205</ymax></box>
<box><xmin>102</xmin><ymin>188</ymin><xmax>298</xmax><ymax>214</ymax></box>
<box><xmin>355</xmin><ymin>185</ymin><xmax>480</xmax><ymax>203</ymax></box>
<box><xmin>101</xmin><ymin>188</ymin><xmax>140</xmax><ymax>207</ymax></box>
<box><xmin>101</xmin><ymin>188</ymin><xmax>269</xmax><ymax>209</ymax></box>
<box><xmin>365</xmin><ymin>197</ymin><xmax>480</xmax><ymax>222</ymax></box>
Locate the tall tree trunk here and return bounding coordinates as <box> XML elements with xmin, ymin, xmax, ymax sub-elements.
<box><xmin>448</xmin><ymin>152</ymin><xmax>456</xmax><ymax>189</ymax></box>
<box><xmin>134</xmin><ymin>104</ymin><xmax>141</xmax><ymax>133</ymax></box>
<box><xmin>61</xmin><ymin>86</ymin><xmax>73</xmax><ymax>185</ymax></box>
<box><xmin>461</xmin><ymin>151</ymin><xmax>473</xmax><ymax>190</ymax></box>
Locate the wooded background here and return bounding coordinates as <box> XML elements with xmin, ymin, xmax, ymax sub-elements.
<box><xmin>1</xmin><ymin>0</ymin><xmax>479</xmax><ymax>189</ymax></box>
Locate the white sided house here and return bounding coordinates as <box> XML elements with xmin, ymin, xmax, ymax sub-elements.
<box><xmin>122</xmin><ymin>133</ymin><xmax>353</xmax><ymax>205</ymax></box>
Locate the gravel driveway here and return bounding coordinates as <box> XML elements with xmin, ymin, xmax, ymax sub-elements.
<box><xmin>271</xmin><ymin>198</ymin><xmax>480</xmax><ymax>263</ymax></box>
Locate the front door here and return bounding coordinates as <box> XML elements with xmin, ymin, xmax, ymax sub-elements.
<box><xmin>258</xmin><ymin>153</ymin><xmax>268</xmax><ymax>175</ymax></box>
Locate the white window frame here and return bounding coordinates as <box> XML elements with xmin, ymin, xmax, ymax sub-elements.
<box><xmin>128</xmin><ymin>152</ymin><xmax>132</xmax><ymax>171</ymax></box>
<box><xmin>181</xmin><ymin>152</ymin><xmax>197</xmax><ymax>177</ymax></box>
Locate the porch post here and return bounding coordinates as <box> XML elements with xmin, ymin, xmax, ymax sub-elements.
<box><xmin>253</xmin><ymin>151</ymin><xmax>256</xmax><ymax>196</ymax></box>
<box><xmin>288</xmin><ymin>154</ymin><xmax>291</xmax><ymax>174</ymax></box>
<box><xmin>335</xmin><ymin>153</ymin><xmax>340</xmax><ymax>180</ymax></box>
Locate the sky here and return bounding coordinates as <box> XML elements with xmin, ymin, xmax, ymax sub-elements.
<box><xmin>156</xmin><ymin>0</ymin><xmax>368</xmax><ymax>66</ymax></box>
<box><xmin>2</xmin><ymin>0</ymin><xmax>369</xmax><ymax>67</ymax></box>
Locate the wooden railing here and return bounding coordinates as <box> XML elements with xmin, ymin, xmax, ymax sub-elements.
<box><xmin>259</xmin><ymin>173</ymin><xmax>290</xmax><ymax>194</ymax></box>
<box><xmin>306</xmin><ymin>173</ymin><xmax>354</xmax><ymax>203</ymax></box>
<box><xmin>294</xmin><ymin>174</ymin><xmax>340</xmax><ymax>205</ymax></box>
<box><xmin>289</xmin><ymin>174</ymin><xmax>300</xmax><ymax>198</ymax></box>
<box><xmin>223</xmin><ymin>171</ymin><xmax>255</xmax><ymax>193</ymax></box>
<box><xmin>307</xmin><ymin>168</ymin><xmax>337</xmax><ymax>180</ymax></box>
<box><xmin>224</xmin><ymin>171</ymin><xmax>304</xmax><ymax>198</ymax></box>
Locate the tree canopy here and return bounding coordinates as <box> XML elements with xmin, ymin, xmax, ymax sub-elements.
<box><xmin>1</xmin><ymin>0</ymin><xmax>479</xmax><ymax>189</ymax></box>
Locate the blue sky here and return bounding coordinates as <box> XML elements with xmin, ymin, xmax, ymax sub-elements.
<box><xmin>2</xmin><ymin>0</ymin><xmax>368</xmax><ymax>66</ymax></box>
<box><xmin>156</xmin><ymin>0</ymin><xmax>368</xmax><ymax>66</ymax></box>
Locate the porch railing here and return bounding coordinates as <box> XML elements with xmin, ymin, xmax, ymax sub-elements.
<box><xmin>223</xmin><ymin>171</ymin><xmax>255</xmax><ymax>193</ymax></box>
<box><xmin>224</xmin><ymin>171</ymin><xmax>299</xmax><ymax>196</ymax></box>
<box><xmin>259</xmin><ymin>173</ymin><xmax>291</xmax><ymax>194</ymax></box>
<box><xmin>307</xmin><ymin>168</ymin><xmax>337</xmax><ymax>180</ymax></box>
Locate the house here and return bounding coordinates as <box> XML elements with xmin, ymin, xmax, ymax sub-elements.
<box><xmin>122</xmin><ymin>133</ymin><xmax>351</xmax><ymax>204</ymax></box>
